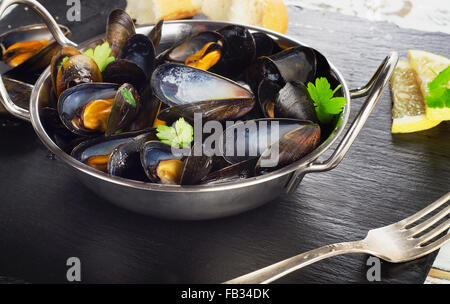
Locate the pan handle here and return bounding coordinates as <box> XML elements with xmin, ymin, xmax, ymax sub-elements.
<box><xmin>0</xmin><ymin>0</ymin><xmax>78</xmax><ymax>121</ymax></box>
<box><xmin>285</xmin><ymin>52</ymin><xmax>398</xmax><ymax>194</ymax></box>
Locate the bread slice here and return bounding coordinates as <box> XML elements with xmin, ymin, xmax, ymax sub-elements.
<box><xmin>126</xmin><ymin>0</ymin><xmax>202</xmax><ymax>24</ymax></box>
<box><xmin>202</xmin><ymin>0</ymin><xmax>288</xmax><ymax>33</ymax></box>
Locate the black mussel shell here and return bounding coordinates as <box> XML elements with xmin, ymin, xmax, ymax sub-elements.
<box><xmin>255</xmin><ymin>123</ymin><xmax>321</xmax><ymax>175</ymax></box>
<box><xmin>106</xmin><ymin>9</ymin><xmax>136</xmax><ymax>58</ymax></box>
<box><xmin>106</xmin><ymin>83</ymin><xmax>142</xmax><ymax>136</ymax></box>
<box><xmin>148</xmin><ymin>19</ymin><xmax>164</xmax><ymax>50</ymax></box>
<box><xmin>71</xmin><ymin>129</ymin><xmax>149</xmax><ymax>172</ymax></box>
<box><xmin>258</xmin><ymin>80</ymin><xmax>318</xmax><ymax>122</ymax></box>
<box><xmin>56</xmin><ymin>54</ymin><xmax>103</xmax><ymax>97</ymax></box>
<box><xmin>107</xmin><ymin>131</ymin><xmax>157</xmax><ymax>181</ymax></box>
<box><xmin>103</xmin><ymin>34</ymin><xmax>155</xmax><ymax>90</ymax></box>
<box><xmin>151</xmin><ymin>63</ymin><xmax>254</xmax><ymax>107</ymax></box>
<box><xmin>252</xmin><ymin>32</ymin><xmax>281</xmax><ymax>58</ymax></box>
<box><xmin>180</xmin><ymin>142</ymin><xmax>213</xmax><ymax>185</ymax></box>
<box><xmin>1</xmin><ymin>24</ymin><xmax>71</xmax><ymax>84</ymax></box>
<box><xmin>246</xmin><ymin>46</ymin><xmax>317</xmax><ymax>93</ymax></box>
<box><xmin>221</xmin><ymin>118</ymin><xmax>314</xmax><ymax>164</ymax></box>
<box><xmin>213</xmin><ymin>25</ymin><xmax>256</xmax><ymax>77</ymax></box>
<box><xmin>58</xmin><ymin>83</ymin><xmax>119</xmax><ymax>136</ymax></box>
<box><xmin>128</xmin><ymin>85</ymin><xmax>161</xmax><ymax>132</ymax></box>
<box><xmin>140</xmin><ymin>140</ymin><xmax>186</xmax><ymax>184</ymax></box>
<box><xmin>165</xmin><ymin>31</ymin><xmax>224</xmax><ymax>64</ymax></box>
<box><xmin>200</xmin><ymin>158</ymin><xmax>257</xmax><ymax>185</ymax></box>
<box><xmin>157</xmin><ymin>98</ymin><xmax>255</xmax><ymax>124</ymax></box>
<box><xmin>50</xmin><ymin>46</ymin><xmax>82</xmax><ymax>96</ymax></box>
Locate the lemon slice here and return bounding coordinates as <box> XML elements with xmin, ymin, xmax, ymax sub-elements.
<box><xmin>390</xmin><ymin>60</ymin><xmax>441</xmax><ymax>133</ymax></box>
<box><xmin>408</xmin><ymin>50</ymin><xmax>450</xmax><ymax>121</ymax></box>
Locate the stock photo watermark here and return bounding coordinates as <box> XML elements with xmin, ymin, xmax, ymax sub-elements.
<box><xmin>66</xmin><ymin>257</ymin><xmax>81</xmax><ymax>282</ymax></box>
<box><xmin>366</xmin><ymin>257</ymin><xmax>381</xmax><ymax>282</ymax></box>
<box><xmin>66</xmin><ymin>0</ymin><xmax>81</xmax><ymax>22</ymax></box>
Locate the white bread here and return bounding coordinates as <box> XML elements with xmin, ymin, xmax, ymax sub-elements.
<box><xmin>126</xmin><ymin>0</ymin><xmax>288</xmax><ymax>34</ymax></box>
<box><xmin>202</xmin><ymin>0</ymin><xmax>288</xmax><ymax>33</ymax></box>
<box><xmin>126</xmin><ymin>0</ymin><xmax>202</xmax><ymax>24</ymax></box>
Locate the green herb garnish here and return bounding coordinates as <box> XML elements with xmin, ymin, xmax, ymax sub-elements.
<box><xmin>156</xmin><ymin>118</ymin><xmax>193</xmax><ymax>148</ymax></box>
<box><xmin>120</xmin><ymin>87</ymin><xmax>136</xmax><ymax>108</ymax></box>
<box><xmin>57</xmin><ymin>56</ymin><xmax>69</xmax><ymax>69</ymax></box>
<box><xmin>425</xmin><ymin>66</ymin><xmax>450</xmax><ymax>108</ymax></box>
<box><xmin>83</xmin><ymin>41</ymin><xmax>115</xmax><ymax>72</ymax></box>
<box><xmin>307</xmin><ymin>77</ymin><xmax>347</xmax><ymax>124</ymax></box>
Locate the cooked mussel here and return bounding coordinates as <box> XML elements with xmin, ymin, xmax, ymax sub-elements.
<box><xmin>200</xmin><ymin>158</ymin><xmax>257</xmax><ymax>185</ymax></box>
<box><xmin>252</xmin><ymin>32</ymin><xmax>281</xmax><ymax>58</ymax></box>
<box><xmin>258</xmin><ymin>80</ymin><xmax>318</xmax><ymax>122</ymax></box>
<box><xmin>103</xmin><ymin>34</ymin><xmax>155</xmax><ymax>90</ymax></box>
<box><xmin>0</xmin><ymin>24</ymin><xmax>71</xmax><ymax>83</ymax></box>
<box><xmin>107</xmin><ymin>131</ymin><xmax>157</xmax><ymax>181</ymax></box>
<box><xmin>221</xmin><ymin>118</ymin><xmax>317</xmax><ymax>165</ymax></box>
<box><xmin>163</xmin><ymin>25</ymin><xmax>256</xmax><ymax>77</ymax></box>
<box><xmin>71</xmin><ymin>129</ymin><xmax>150</xmax><ymax>172</ymax></box>
<box><xmin>255</xmin><ymin>123</ymin><xmax>321</xmax><ymax>175</ymax></box>
<box><xmin>140</xmin><ymin>140</ymin><xmax>185</xmax><ymax>184</ymax></box>
<box><xmin>105</xmin><ymin>9</ymin><xmax>136</xmax><ymax>58</ymax></box>
<box><xmin>214</xmin><ymin>25</ymin><xmax>256</xmax><ymax>76</ymax></box>
<box><xmin>105</xmin><ymin>83</ymin><xmax>142</xmax><ymax>136</ymax></box>
<box><xmin>58</xmin><ymin>83</ymin><xmax>119</xmax><ymax>135</ymax></box>
<box><xmin>152</xmin><ymin>64</ymin><xmax>254</xmax><ymax>122</ymax></box>
<box><xmin>140</xmin><ymin>141</ymin><xmax>212</xmax><ymax>185</ymax></box>
<box><xmin>163</xmin><ymin>31</ymin><xmax>224</xmax><ymax>71</ymax></box>
<box><xmin>147</xmin><ymin>19</ymin><xmax>164</xmax><ymax>50</ymax></box>
<box><xmin>246</xmin><ymin>46</ymin><xmax>317</xmax><ymax>93</ymax></box>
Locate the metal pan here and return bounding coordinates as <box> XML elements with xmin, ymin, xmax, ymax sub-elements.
<box><xmin>0</xmin><ymin>0</ymin><xmax>398</xmax><ymax>220</ymax></box>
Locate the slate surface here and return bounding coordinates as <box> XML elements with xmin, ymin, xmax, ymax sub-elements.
<box><xmin>0</xmin><ymin>1</ymin><xmax>448</xmax><ymax>283</ymax></box>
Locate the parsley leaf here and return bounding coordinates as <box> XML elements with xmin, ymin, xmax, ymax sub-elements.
<box><xmin>425</xmin><ymin>66</ymin><xmax>450</xmax><ymax>108</ymax></box>
<box><xmin>307</xmin><ymin>77</ymin><xmax>347</xmax><ymax>124</ymax></box>
<box><xmin>156</xmin><ymin>118</ymin><xmax>193</xmax><ymax>148</ymax></box>
<box><xmin>83</xmin><ymin>41</ymin><xmax>115</xmax><ymax>72</ymax></box>
<box><xmin>120</xmin><ymin>87</ymin><xmax>136</xmax><ymax>108</ymax></box>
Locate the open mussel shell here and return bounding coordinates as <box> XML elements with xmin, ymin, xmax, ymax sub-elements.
<box><xmin>106</xmin><ymin>83</ymin><xmax>141</xmax><ymax>136</ymax></box>
<box><xmin>255</xmin><ymin>123</ymin><xmax>321</xmax><ymax>175</ymax></box>
<box><xmin>148</xmin><ymin>19</ymin><xmax>164</xmax><ymax>49</ymax></box>
<box><xmin>200</xmin><ymin>158</ymin><xmax>257</xmax><ymax>185</ymax></box>
<box><xmin>71</xmin><ymin>129</ymin><xmax>149</xmax><ymax>172</ymax></box>
<box><xmin>151</xmin><ymin>63</ymin><xmax>254</xmax><ymax>107</ymax></box>
<box><xmin>157</xmin><ymin>98</ymin><xmax>255</xmax><ymax>124</ymax></box>
<box><xmin>252</xmin><ymin>32</ymin><xmax>281</xmax><ymax>58</ymax></box>
<box><xmin>246</xmin><ymin>46</ymin><xmax>317</xmax><ymax>93</ymax></box>
<box><xmin>58</xmin><ymin>83</ymin><xmax>119</xmax><ymax>136</ymax></box>
<box><xmin>107</xmin><ymin>131</ymin><xmax>157</xmax><ymax>181</ymax></box>
<box><xmin>128</xmin><ymin>85</ymin><xmax>161</xmax><ymax>132</ymax></box>
<box><xmin>103</xmin><ymin>34</ymin><xmax>155</xmax><ymax>90</ymax></box>
<box><xmin>50</xmin><ymin>46</ymin><xmax>82</xmax><ymax>96</ymax></box>
<box><xmin>179</xmin><ymin>142</ymin><xmax>213</xmax><ymax>185</ymax></box>
<box><xmin>140</xmin><ymin>141</ymin><xmax>185</xmax><ymax>184</ymax></box>
<box><xmin>140</xmin><ymin>141</ymin><xmax>212</xmax><ymax>185</ymax></box>
<box><xmin>55</xmin><ymin>54</ymin><xmax>103</xmax><ymax>97</ymax></box>
<box><xmin>106</xmin><ymin>8</ymin><xmax>136</xmax><ymax>58</ymax></box>
<box><xmin>221</xmin><ymin>118</ymin><xmax>315</xmax><ymax>164</ymax></box>
<box><xmin>213</xmin><ymin>25</ymin><xmax>256</xmax><ymax>77</ymax></box>
<box><xmin>258</xmin><ymin>80</ymin><xmax>318</xmax><ymax>122</ymax></box>
<box><xmin>0</xmin><ymin>24</ymin><xmax>71</xmax><ymax>83</ymax></box>
<box><xmin>164</xmin><ymin>31</ymin><xmax>224</xmax><ymax>64</ymax></box>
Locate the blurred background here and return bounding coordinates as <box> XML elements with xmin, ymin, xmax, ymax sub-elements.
<box><xmin>286</xmin><ymin>0</ymin><xmax>449</xmax><ymax>34</ymax></box>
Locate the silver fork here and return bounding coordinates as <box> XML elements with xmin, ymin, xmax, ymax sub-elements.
<box><xmin>225</xmin><ymin>192</ymin><xmax>450</xmax><ymax>284</ymax></box>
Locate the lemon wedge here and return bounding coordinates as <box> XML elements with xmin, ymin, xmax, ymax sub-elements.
<box><xmin>390</xmin><ymin>60</ymin><xmax>441</xmax><ymax>133</ymax></box>
<box><xmin>408</xmin><ymin>50</ymin><xmax>450</xmax><ymax>121</ymax></box>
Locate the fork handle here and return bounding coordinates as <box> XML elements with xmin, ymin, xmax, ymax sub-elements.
<box><xmin>224</xmin><ymin>240</ymin><xmax>368</xmax><ymax>284</ymax></box>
